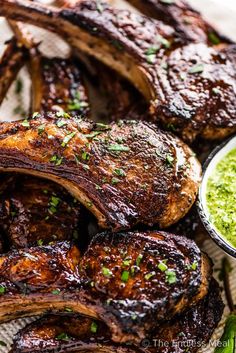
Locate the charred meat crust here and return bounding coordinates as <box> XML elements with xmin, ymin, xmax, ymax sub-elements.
<box><xmin>30</xmin><ymin>55</ymin><xmax>90</xmax><ymax>116</ymax></box>
<box><xmin>0</xmin><ymin>174</ymin><xmax>82</xmax><ymax>249</ymax></box>
<box><xmin>0</xmin><ymin>113</ymin><xmax>201</xmax><ymax>230</ymax></box>
<box><xmin>0</xmin><ymin>0</ymin><xmax>235</xmax><ymax>141</ymax></box>
<box><xmin>126</xmin><ymin>0</ymin><xmax>231</xmax><ymax>45</ymax></box>
<box><xmin>0</xmin><ymin>231</ymin><xmax>211</xmax><ymax>343</ymax></box>
<box><xmin>0</xmin><ymin>37</ymin><xmax>28</xmax><ymax>105</ymax></box>
<box><xmin>10</xmin><ymin>279</ymin><xmax>223</xmax><ymax>353</ymax></box>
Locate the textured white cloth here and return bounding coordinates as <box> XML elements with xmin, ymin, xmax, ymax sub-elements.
<box><xmin>0</xmin><ymin>0</ymin><xmax>235</xmax><ymax>352</ymax></box>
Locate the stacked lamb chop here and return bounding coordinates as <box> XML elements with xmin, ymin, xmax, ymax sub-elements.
<box><xmin>0</xmin><ymin>0</ymin><xmax>234</xmax><ymax>351</ymax></box>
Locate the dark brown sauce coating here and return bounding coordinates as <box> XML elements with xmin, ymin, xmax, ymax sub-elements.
<box><xmin>0</xmin><ymin>114</ymin><xmax>201</xmax><ymax>230</ymax></box>
<box><xmin>0</xmin><ymin>174</ymin><xmax>82</xmax><ymax>249</ymax></box>
<box><xmin>10</xmin><ymin>280</ymin><xmax>223</xmax><ymax>353</ymax></box>
<box><xmin>32</xmin><ymin>56</ymin><xmax>90</xmax><ymax>116</ymax></box>
<box><xmin>0</xmin><ymin>230</ymin><xmax>211</xmax><ymax>343</ymax></box>
<box><xmin>1</xmin><ymin>0</ymin><xmax>234</xmax><ymax>142</ymax></box>
<box><xmin>127</xmin><ymin>0</ymin><xmax>231</xmax><ymax>45</ymax></box>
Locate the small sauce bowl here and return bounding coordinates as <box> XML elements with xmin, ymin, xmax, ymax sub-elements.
<box><xmin>198</xmin><ymin>135</ymin><xmax>236</xmax><ymax>258</ymax></box>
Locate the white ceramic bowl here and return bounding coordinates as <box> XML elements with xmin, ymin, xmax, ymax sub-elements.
<box><xmin>198</xmin><ymin>135</ymin><xmax>236</xmax><ymax>258</ymax></box>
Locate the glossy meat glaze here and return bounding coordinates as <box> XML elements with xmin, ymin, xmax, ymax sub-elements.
<box><xmin>0</xmin><ymin>113</ymin><xmax>201</xmax><ymax>230</ymax></box>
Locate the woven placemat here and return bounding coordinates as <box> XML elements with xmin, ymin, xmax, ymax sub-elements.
<box><xmin>0</xmin><ymin>0</ymin><xmax>235</xmax><ymax>351</ymax></box>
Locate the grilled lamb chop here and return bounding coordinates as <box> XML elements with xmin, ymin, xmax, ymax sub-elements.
<box><xmin>0</xmin><ymin>231</ymin><xmax>212</xmax><ymax>343</ymax></box>
<box><xmin>0</xmin><ymin>114</ymin><xmax>201</xmax><ymax>230</ymax></box>
<box><xmin>126</xmin><ymin>0</ymin><xmax>229</xmax><ymax>45</ymax></box>
<box><xmin>0</xmin><ymin>174</ymin><xmax>82</xmax><ymax>249</ymax></box>
<box><xmin>10</xmin><ymin>279</ymin><xmax>223</xmax><ymax>353</ymax></box>
<box><xmin>0</xmin><ymin>0</ymin><xmax>235</xmax><ymax>142</ymax></box>
<box><xmin>0</xmin><ymin>37</ymin><xmax>28</xmax><ymax>105</ymax></box>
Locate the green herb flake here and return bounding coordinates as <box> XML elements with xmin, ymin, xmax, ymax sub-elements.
<box><xmin>186</xmin><ymin>261</ymin><xmax>198</xmax><ymax>271</ymax></box>
<box><xmin>87</xmin><ymin>201</ymin><xmax>93</xmax><ymax>208</ymax></box>
<box><xmin>111</xmin><ymin>177</ymin><xmax>120</xmax><ymax>185</ymax></box>
<box><xmin>136</xmin><ymin>254</ymin><xmax>143</xmax><ymax>267</ymax></box>
<box><xmin>0</xmin><ymin>341</ymin><xmax>7</xmax><ymax>347</ymax></box>
<box><xmin>56</xmin><ymin>333</ymin><xmax>71</xmax><ymax>341</ymax></box>
<box><xmin>0</xmin><ymin>285</ymin><xmax>6</xmax><ymax>295</ymax></box>
<box><xmin>208</xmin><ymin>32</ymin><xmax>221</xmax><ymax>45</ymax></box>
<box><xmin>91</xmin><ymin>321</ymin><xmax>98</xmax><ymax>333</ymax></box>
<box><xmin>158</xmin><ymin>35</ymin><xmax>171</xmax><ymax>49</ymax></box>
<box><xmin>166</xmin><ymin>154</ymin><xmax>174</xmax><ymax>166</ymax></box>
<box><xmin>57</xmin><ymin>120</ymin><xmax>67</xmax><ymax>128</ymax></box>
<box><xmin>123</xmin><ymin>258</ymin><xmax>132</xmax><ymax>267</ymax></box>
<box><xmin>114</xmin><ymin>168</ymin><xmax>126</xmax><ymax>177</ymax></box>
<box><xmin>21</xmin><ymin>119</ymin><xmax>30</xmax><ymax>128</ymax></box>
<box><xmin>50</xmin><ymin>196</ymin><xmax>60</xmax><ymax>207</ymax></box>
<box><xmin>37</xmin><ymin>239</ymin><xmax>44</xmax><ymax>246</ymax></box>
<box><xmin>212</xmin><ymin>87</ymin><xmax>221</xmax><ymax>95</ymax></box>
<box><xmin>51</xmin><ymin>289</ymin><xmax>60</xmax><ymax>295</ymax></box>
<box><xmin>145</xmin><ymin>271</ymin><xmax>156</xmax><ymax>281</ymax></box>
<box><xmin>102</xmin><ymin>267</ymin><xmax>112</xmax><ymax>278</ymax></box>
<box><xmin>121</xmin><ymin>270</ymin><xmax>130</xmax><ymax>282</ymax></box>
<box><xmin>64</xmin><ymin>307</ymin><xmax>73</xmax><ymax>312</ymax></box>
<box><xmin>146</xmin><ymin>46</ymin><xmax>160</xmax><ymax>64</ymax></box>
<box><xmin>32</xmin><ymin>112</ymin><xmax>40</xmax><ymax>119</ymax></box>
<box><xmin>165</xmin><ymin>270</ymin><xmax>177</xmax><ymax>284</ymax></box>
<box><xmin>158</xmin><ymin>261</ymin><xmax>168</xmax><ymax>272</ymax></box>
<box><xmin>61</xmin><ymin>131</ymin><xmax>76</xmax><ymax>147</ymax></box>
<box><xmin>108</xmin><ymin>144</ymin><xmax>130</xmax><ymax>152</ymax></box>
<box><xmin>82</xmin><ymin>151</ymin><xmax>90</xmax><ymax>161</ymax></box>
<box><xmin>38</xmin><ymin>124</ymin><xmax>45</xmax><ymax>134</ymax></box>
<box><xmin>188</xmin><ymin>63</ymin><xmax>204</xmax><ymax>74</ymax></box>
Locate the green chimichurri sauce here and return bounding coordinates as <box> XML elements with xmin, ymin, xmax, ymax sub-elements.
<box><xmin>206</xmin><ymin>148</ymin><xmax>236</xmax><ymax>248</ymax></box>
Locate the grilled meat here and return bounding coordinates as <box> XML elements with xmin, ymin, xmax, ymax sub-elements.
<box><xmin>30</xmin><ymin>55</ymin><xmax>90</xmax><ymax>116</ymax></box>
<box><xmin>0</xmin><ymin>230</ymin><xmax>211</xmax><ymax>343</ymax></box>
<box><xmin>0</xmin><ymin>174</ymin><xmax>82</xmax><ymax>249</ymax></box>
<box><xmin>10</xmin><ymin>279</ymin><xmax>223</xmax><ymax>353</ymax></box>
<box><xmin>0</xmin><ymin>37</ymin><xmax>28</xmax><ymax>105</ymax></box>
<box><xmin>0</xmin><ymin>113</ymin><xmax>201</xmax><ymax>230</ymax></box>
<box><xmin>0</xmin><ymin>0</ymin><xmax>235</xmax><ymax>142</ymax></box>
<box><xmin>126</xmin><ymin>0</ymin><xmax>229</xmax><ymax>45</ymax></box>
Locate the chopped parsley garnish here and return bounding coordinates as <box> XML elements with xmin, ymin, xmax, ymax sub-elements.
<box><xmin>37</xmin><ymin>239</ymin><xmax>44</xmax><ymax>246</ymax></box>
<box><xmin>91</xmin><ymin>321</ymin><xmax>98</xmax><ymax>333</ymax></box>
<box><xmin>0</xmin><ymin>341</ymin><xmax>7</xmax><ymax>347</ymax></box>
<box><xmin>145</xmin><ymin>271</ymin><xmax>156</xmax><ymax>281</ymax></box>
<box><xmin>166</xmin><ymin>154</ymin><xmax>174</xmax><ymax>166</ymax></box>
<box><xmin>81</xmin><ymin>151</ymin><xmax>90</xmax><ymax>161</ymax></box>
<box><xmin>0</xmin><ymin>285</ymin><xmax>6</xmax><ymax>294</ymax></box>
<box><xmin>50</xmin><ymin>155</ymin><xmax>63</xmax><ymax>166</ymax></box>
<box><xmin>111</xmin><ymin>177</ymin><xmax>120</xmax><ymax>185</ymax></box>
<box><xmin>21</xmin><ymin>119</ymin><xmax>30</xmax><ymax>128</ymax></box>
<box><xmin>95</xmin><ymin>184</ymin><xmax>102</xmax><ymax>190</ymax></box>
<box><xmin>136</xmin><ymin>254</ymin><xmax>143</xmax><ymax>267</ymax></box>
<box><xmin>158</xmin><ymin>261</ymin><xmax>168</xmax><ymax>272</ymax></box>
<box><xmin>56</xmin><ymin>111</ymin><xmax>70</xmax><ymax>118</ymax></box>
<box><xmin>158</xmin><ymin>35</ymin><xmax>171</xmax><ymax>49</ymax></box>
<box><xmin>114</xmin><ymin>168</ymin><xmax>126</xmax><ymax>177</ymax></box>
<box><xmin>84</xmin><ymin>131</ymin><xmax>101</xmax><ymax>139</ymax></box>
<box><xmin>165</xmin><ymin>270</ymin><xmax>177</xmax><ymax>284</ymax></box>
<box><xmin>64</xmin><ymin>307</ymin><xmax>73</xmax><ymax>312</ymax></box>
<box><xmin>108</xmin><ymin>144</ymin><xmax>130</xmax><ymax>152</ymax></box>
<box><xmin>208</xmin><ymin>32</ymin><xmax>221</xmax><ymax>45</ymax></box>
<box><xmin>102</xmin><ymin>267</ymin><xmax>112</xmax><ymax>278</ymax></box>
<box><xmin>146</xmin><ymin>46</ymin><xmax>160</xmax><ymax>64</ymax></box>
<box><xmin>61</xmin><ymin>131</ymin><xmax>76</xmax><ymax>147</ymax></box>
<box><xmin>186</xmin><ymin>261</ymin><xmax>198</xmax><ymax>271</ymax></box>
<box><xmin>212</xmin><ymin>87</ymin><xmax>221</xmax><ymax>95</ymax></box>
<box><xmin>51</xmin><ymin>289</ymin><xmax>60</xmax><ymax>295</ymax></box>
<box><xmin>121</xmin><ymin>270</ymin><xmax>130</xmax><ymax>282</ymax></box>
<box><xmin>38</xmin><ymin>124</ymin><xmax>45</xmax><ymax>134</ymax></box>
<box><xmin>56</xmin><ymin>333</ymin><xmax>71</xmax><ymax>341</ymax></box>
<box><xmin>68</xmin><ymin>91</ymin><xmax>88</xmax><ymax>111</ymax></box>
<box><xmin>123</xmin><ymin>258</ymin><xmax>132</xmax><ymax>267</ymax></box>
<box><xmin>50</xmin><ymin>196</ymin><xmax>60</xmax><ymax>208</ymax></box>
<box><xmin>32</xmin><ymin>112</ymin><xmax>40</xmax><ymax>119</ymax></box>
<box><xmin>57</xmin><ymin>120</ymin><xmax>67</xmax><ymax>128</ymax></box>
<box><xmin>188</xmin><ymin>63</ymin><xmax>204</xmax><ymax>74</ymax></box>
